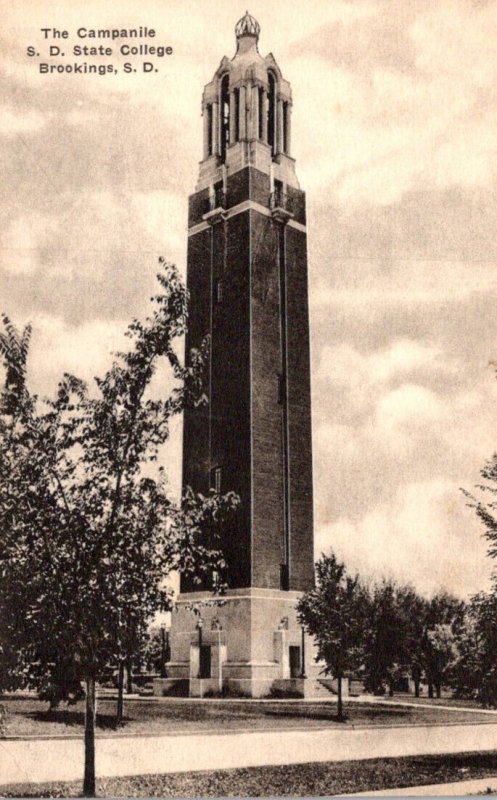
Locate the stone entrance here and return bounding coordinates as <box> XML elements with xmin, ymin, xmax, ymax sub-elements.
<box><xmin>153</xmin><ymin>588</ymin><xmax>323</xmax><ymax>698</ymax></box>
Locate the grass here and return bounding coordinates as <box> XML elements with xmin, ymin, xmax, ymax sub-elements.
<box><xmin>3</xmin><ymin>750</ymin><xmax>497</xmax><ymax>796</ymax></box>
<box><xmin>378</xmin><ymin>693</ymin><xmax>483</xmax><ymax>708</ymax></box>
<box><xmin>2</xmin><ymin>694</ymin><xmax>494</xmax><ymax>737</ymax></box>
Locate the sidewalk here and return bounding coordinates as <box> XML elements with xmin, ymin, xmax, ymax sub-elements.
<box><xmin>2</xmin><ymin>721</ymin><xmax>497</xmax><ymax>786</ymax></box>
<box><xmin>340</xmin><ymin>775</ymin><xmax>497</xmax><ymax>795</ymax></box>
<box><xmin>353</xmin><ymin>697</ymin><xmax>497</xmax><ymax>717</ymax></box>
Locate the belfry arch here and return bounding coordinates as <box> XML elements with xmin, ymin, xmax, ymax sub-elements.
<box><xmin>220</xmin><ymin>73</ymin><xmax>230</xmax><ymax>161</ymax></box>
<box><xmin>267</xmin><ymin>70</ymin><xmax>276</xmax><ymax>154</ymax></box>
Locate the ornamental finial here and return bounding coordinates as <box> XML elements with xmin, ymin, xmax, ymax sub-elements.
<box><xmin>235</xmin><ymin>11</ymin><xmax>260</xmax><ymax>41</ymax></box>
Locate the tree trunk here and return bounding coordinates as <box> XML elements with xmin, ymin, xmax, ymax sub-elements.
<box><xmin>414</xmin><ymin>677</ymin><xmax>420</xmax><ymax>698</ymax></box>
<box><xmin>83</xmin><ymin>677</ymin><xmax>97</xmax><ymax>797</ymax></box>
<box><xmin>337</xmin><ymin>673</ymin><xmax>344</xmax><ymax>722</ymax></box>
<box><xmin>116</xmin><ymin>662</ymin><xmax>124</xmax><ymax>725</ymax></box>
<box><xmin>126</xmin><ymin>656</ymin><xmax>133</xmax><ymax>694</ymax></box>
<box><xmin>428</xmin><ymin>680</ymin><xmax>434</xmax><ymax>699</ymax></box>
<box><xmin>388</xmin><ymin>679</ymin><xmax>394</xmax><ymax>697</ymax></box>
<box><xmin>435</xmin><ymin>680</ymin><xmax>441</xmax><ymax>699</ymax></box>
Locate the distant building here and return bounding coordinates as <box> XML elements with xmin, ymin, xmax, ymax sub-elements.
<box><xmin>162</xmin><ymin>12</ymin><xmax>317</xmax><ymax>698</ymax></box>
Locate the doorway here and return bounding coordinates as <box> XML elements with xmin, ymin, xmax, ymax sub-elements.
<box><xmin>289</xmin><ymin>645</ymin><xmax>301</xmax><ymax>678</ymax></box>
<box><xmin>199</xmin><ymin>645</ymin><xmax>212</xmax><ymax>679</ymax></box>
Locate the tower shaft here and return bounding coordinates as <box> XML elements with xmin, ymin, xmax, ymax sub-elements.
<box><xmin>160</xmin><ymin>14</ymin><xmax>318</xmax><ymax>699</ymax></box>
<box><xmin>183</xmin><ymin>166</ymin><xmax>314</xmax><ymax>592</ymax></box>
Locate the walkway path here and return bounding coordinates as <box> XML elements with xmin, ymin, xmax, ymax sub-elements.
<box><xmin>340</xmin><ymin>775</ymin><xmax>497</xmax><ymax>796</ymax></box>
<box><xmin>2</xmin><ymin>721</ymin><xmax>497</xmax><ymax>787</ymax></box>
<box><xmin>351</xmin><ymin>696</ymin><xmax>497</xmax><ymax>717</ymax></box>
<box><xmin>100</xmin><ymin>691</ymin><xmax>497</xmax><ymax>716</ymax></box>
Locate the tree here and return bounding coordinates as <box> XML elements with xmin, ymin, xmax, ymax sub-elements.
<box><xmin>452</xmin><ymin>591</ymin><xmax>497</xmax><ymax>706</ymax></box>
<box><xmin>362</xmin><ymin>579</ymin><xmax>403</xmax><ymax>696</ymax></box>
<box><xmin>297</xmin><ymin>552</ymin><xmax>366</xmax><ymax>721</ymax></box>
<box><xmin>394</xmin><ymin>585</ymin><xmax>427</xmax><ymax>697</ymax></box>
<box><xmin>460</xmin><ymin>440</ymin><xmax>497</xmax><ymax>706</ymax></box>
<box><xmin>0</xmin><ymin>260</ymin><xmax>238</xmax><ymax>796</ymax></box>
<box><xmin>420</xmin><ymin>592</ymin><xmax>464</xmax><ymax>698</ymax></box>
<box><xmin>0</xmin><ymin>313</ymin><xmax>31</xmax><ymax>415</ymax></box>
<box><xmin>463</xmin><ymin>453</ymin><xmax>497</xmax><ymax>561</ymax></box>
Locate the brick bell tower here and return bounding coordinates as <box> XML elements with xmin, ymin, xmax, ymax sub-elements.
<box><xmin>163</xmin><ymin>12</ymin><xmax>315</xmax><ymax>698</ymax></box>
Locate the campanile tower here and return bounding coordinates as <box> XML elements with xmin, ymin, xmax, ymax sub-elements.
<box><xmin>164</xmin><ymin>13</ymin><xmax>315</xmax><ymax>698</ymax></box>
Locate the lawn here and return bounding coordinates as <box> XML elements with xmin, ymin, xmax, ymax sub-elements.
<box><xmin>3</xmin><ymin>751</ymin><xmax>497</xmax><ymax>796</ymax></box>
<box><xmin>377</xmin><ymin>693</ymin><xmax>483</xmax><ymax>708</ymax></box>
<box><xmin>1</xmin><ymin>693</ymin><xmax>494</xmax><ymax>738</ymax></box>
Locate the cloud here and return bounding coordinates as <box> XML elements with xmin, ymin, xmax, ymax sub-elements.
<box><xmin>309</xmin><ymin>259</ymin><xmax>497</xmax><ymax>310</ymax></box>
<box><xmin>315</xmin><ymin>478</ymin><xmax>491</xmax><ymax>597</ymax></box>
<box><xmin>376</xmin><ymin>383</ymin><xmax>445</xmax><ymax>434</ymax></box>
<box><xmin>311</xmin><ymin>332</ymin><xmax>497</xmax><ymax>595</ymax></box>
<box><xmin>1</xmin><ymin>213</ymin><xmax>58</xmax><ymax>275</ymax></box>
<box><xmin>317</xmin><ymin>339</ymin><xmax>444</xmax><ymax>390</ymax></box>
<box><xmin>27</xmin><ymin>315</ymin><xmax>129</xmax><ymax>394</ymax></box>
<box><xmin>411</xmin><ymin>2</ymin><xmax>497</xmax><ymax>87</ymax></box>
<box><xmin>131</xmin><ymin>191</ymin><xmax>186</xmax><ymax>261</ymax></box>
<box><xmin>291</xmin><ymin>0</ymin><xmax>497</xmax><ymax>203</ymax></box>
<box><xmin>0</xmin><ymin>106</ymin><xmax>47</xmax><ymax>135</ymax></box>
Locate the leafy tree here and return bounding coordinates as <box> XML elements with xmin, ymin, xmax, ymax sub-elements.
<box><xmin>297</xmin><ymin>552</ymin><xmax>367</xmax><ymax>721</ymax></box>
<box><xmin>460</xmin><ymin>443</ymin><xmax>497</xmax><ymax>705</ymax></box>
<box><xmin>363</xmin><ymin>582</ymin><xmax>463</xmax><ymax>699</ymax></box>
<box><xmin>394</xmin><ymin>585</ymin><xmax>427</xmax><ymax>697</ymax></box>
<box><xmin>362</xmin><ymin>579</ymin><xmax>402</xmax><ymax>696</ymax></box>
<box><xmin>0</xmin><ymin>260</ymin><xmax>238</xmax><ymax>796</ymax></box>
<box><xmin>0</xmin><ymin>313</ymin><xmax>31</xmax><ymax>415</ymax></box>
<box><xmin>452</xmin><ymin>591</ymin><xmax>497</xmax><ymax>706</ymax></box>
<box><xmin>421</xmin><ymin>592</ymin><xmax>464</xmax><ymax>698</ymax></box>
<box><xmin>464</xmin><ymin>454</ymin><xmax>497</xmax><ymax>561</ymax></box>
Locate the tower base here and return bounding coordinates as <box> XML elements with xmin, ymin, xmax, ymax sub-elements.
<box><xmin>154</xmin><ymin>588</ymin><xmax>323</xmax><ymax>698</ymax></box>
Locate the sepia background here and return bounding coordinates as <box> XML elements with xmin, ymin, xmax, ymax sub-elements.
<box><xmin>2</xmin><ymin>0</ymin><xmax>497</xmax><ymax>598</ymax></box>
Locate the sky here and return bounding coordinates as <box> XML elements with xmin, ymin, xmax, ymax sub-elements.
<box><xmin>2</xmin><ymin>0</ymin><xmax>497</xmax><ymax>598</ymax></box>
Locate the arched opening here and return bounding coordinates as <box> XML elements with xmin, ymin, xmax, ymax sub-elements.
<box><xmin>267</xmin><ymin>72</ymin><xmax>276</xmax><ymax>155</ymax></box>
<box><xmin>283</xmin><ymin>101</ymin><xmax>289</xmax><ymax>154</ymax></box>
<box><xmin>207</xmin><ymin>104</ymin><xmax>213</xmax><ymax>156</ymax></box>
<box><xmin>220</xmin><ymin>74</ymin><xmax>230</xmax><ymax>162</ymax></box>
<box><xmin>234</xmin><ymin>88</ymin><xmax>240</xmax><ymax>142</ymax></box>
<box><xmin>258</xmin><ymin>87</ymin><xmax>264</xmax><ymax>140</ymax></box>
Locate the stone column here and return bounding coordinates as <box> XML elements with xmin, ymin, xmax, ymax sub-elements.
<box><xmin>229</xmin><ymin>91</ymin><xmax>236</xmax><ymax>145</ymax></box>
<box><xmin>277</xmin><ymin>98</ymin><xmax>284</xmax><ymax>154</ymax></box>
<box><xmin>239</xmin><ymin>85</ymin><xmax>246</xmax><ymax>139</ymax></box>
<box><xmin>261</xmin><ymin>90</ymin><xmax>268</xmax><ymax>143</ymax></box>
<box><xmin>212</xmin><ymin>101</ymin><xmax>220</xmax><ymax>156</ymax></box>
<box><xmin>286</xmin><ymin>103</ymin><xmax>292</xmax><ymax>155</ymax></box>
<box><xmin>252</xmin><ymin>85</ymin><xmax>259</xmax><ymax>140</ymax></box>
<box><xmin>203</xmin><ymin>105</ymin><xmax>209</xmax><ymax>159</ymax></box>
<box><xmin>273</xmin><ymin>630</ymin><xmax>289</xmax><ymax>678</ymax></box>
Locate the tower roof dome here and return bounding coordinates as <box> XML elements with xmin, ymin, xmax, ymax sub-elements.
<box><xmin>235</xmin><ymin>11</ymin><xmax>260</xmax><ymax>40</ymax></box>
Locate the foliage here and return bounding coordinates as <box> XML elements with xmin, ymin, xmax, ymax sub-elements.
<box><xmin>0</xmin><ymin>260</ymin><xmax>239</xmax><ymax>791</ymax></box>
<box><xmin>463</xmin><ymin>454</ymin><xmax>497</xmax><ymax>561</ymax></box>
<box><xmin>300</xmin><ymin>551</ymin><xmax>470</xmax><ymax>702</ymax></box>
<box><xmin>297</xmin><ymin>552</ymin><xmax>367</xmax><ymax>719</ymax></box>
<box><xmin>362</xmin><ymin>579</ymin><xmax>403</xmax><ymax>695</ymax></box>
<box><xmin>420</xmin><ymin>593</ymin><xmax>464</xmax><ymax>697</ymax></box>
<box><xmin>458</xmin><ymin>449</ymin><xmax>497</xmax><ymax>705</ymax></box>
<box><xmin>0</xmin><ymin>313</ymin><xmax>32</xmax><ymax>416</ymax></box>
<box><xmin>451</xmin><ymin>591</ymin><xmax>497</xmax><ymax>706</ymax></box>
